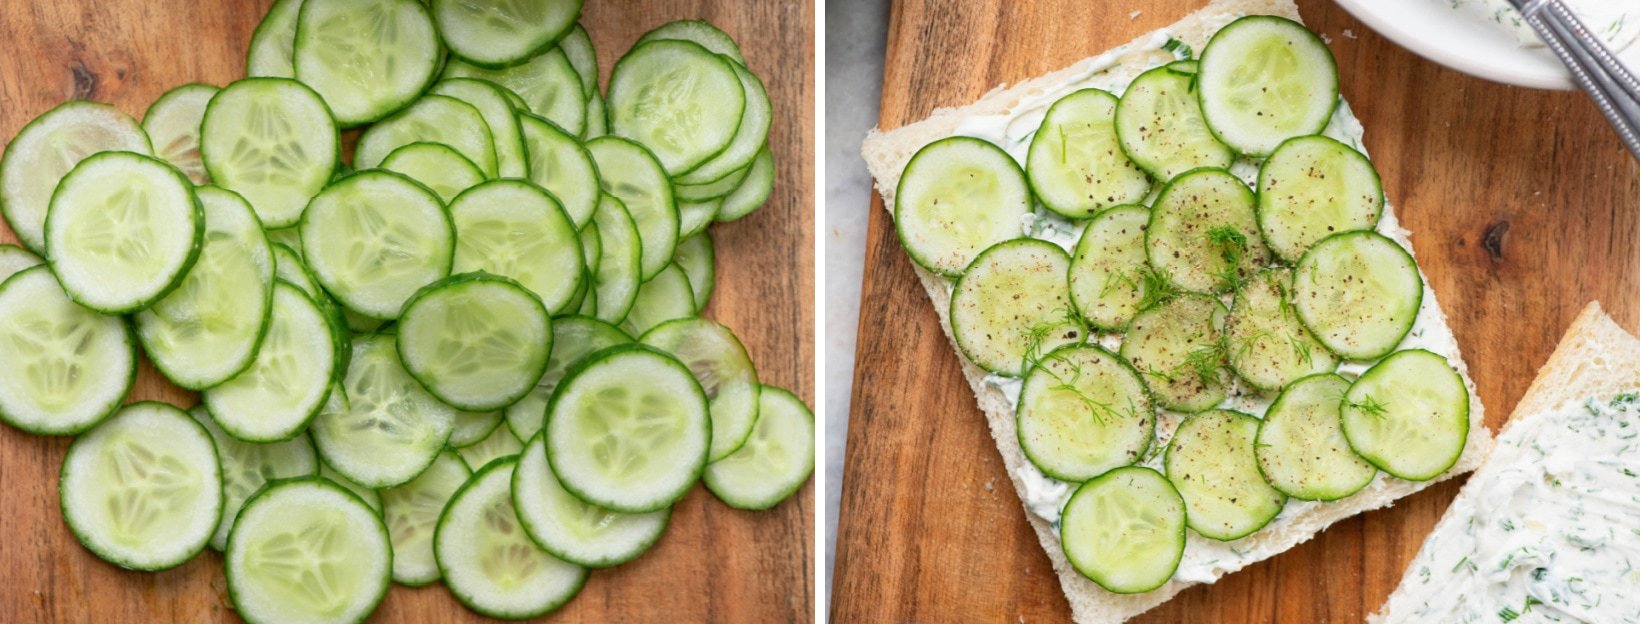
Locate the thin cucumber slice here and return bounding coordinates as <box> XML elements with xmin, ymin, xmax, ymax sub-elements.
<box><xmin>1068</xmin><ymin>205</ymin><xmax>1151</xmax><ymax>332</ymax></box>
<box><xmin>634</xmin><ymin>20</ymin><xmax>746</xmax><ymax>66</ymax></box>
<box><xmin>678</xmin><ymin>198</ymin><xmax>722</xmax><ymax>240</ymax></box>
<box><xmin>202</xmin><ymin>282</ymin><xmax>340</xmax><ymax>442</ymax></box>
<box><xmin>188</xmin><ymin>406</ymin><xmax>319</xmax><ymax>552</ymax></box>
<box><xmin>1120</xmin><ymin>294</ymin><xmax>1229</xmax><ymax>413</ymax></box>
<box><xmin>225</xmin><ymin>479</ymin><xmax>391</xmax><ymax>624</ymax></box>
<box><xmin>431</xmin><ymin>78</ymin><xmax>529</xmax><ymax>178</ymax></box>
<box><xmin>608</xmin><ymin>40</ymin><xmax>745</xmax><ymax>176</ymax></box>
<box><xmin>1255</xmin><ymin>373</ymin><xmax>1376</xmax><ymax>501</ymax></box>
<box><xmin>431</xmin><ymin>0</ymin><xmax>580</xmax><ymax>69</ymax></box>
<box><xmin>675</xmin><ymin>162</ymin><xmax>750</xmax><ymax>202</ymax></box>
<box><xmin>344</xmin><ymin>309</ymin><xmax>387</xmax><ymax>333</ymax></box>
<box><xmin>200</xmin><ymin>78</ymin><xmax>339</xmax><ymax>228</ymax></box>
<box><xmin>949</xmin><ymin>239</ymin><xmax>1086</xmax><ymax>377</ymax></box>
<box><xmin>674</xmin><ymin>61</ymin><xmax>771</xmax><ymax>186</ymax></box>
<box><xmin>1059</xmin><ymin>466</ymin><xmax>1185</xmax><ymax>594</ymax></box>
<box><xmin>0</xmin><ymin>267</ymin><xmax>134</xmax><ymax>435</ymax></box>
<box><xmin>620</xmin><ymin>263</ymin><xmax>696</xmax><ymax>337</ymax></box>
<box><xmin>456</xmin><ymin>424</ymin><xmax>524</xmax><ymax>471</ymax></box>
<box><xmin>246</xmin><ymin>0</ymin><xmax>304</xmax><ymax>77</ymax></box>
<box><xmin>642</xmin><ymin>318</ymin><xmax>762</xmax><ymax>461</ymax></box>
<box><xmin>300</xmin><ymin>171</ymin><xmax>454</xmax><ymax>319</ymax></box>
<box><xmin>448</xmin><ymin>180</ymin><xmax>583</xmax><ymax>313</ymax></box>
<box><xmin>271</xmin><ymin>243</ymin><xmax>320</xmax><ymax>296</ymax></box>
<box><xmin>561</xmin><ymin>25</ymin><xmax>597</xmax><ymax>100</ymax></box>
<box><xmin>380</xmin><ymin>451</ymin><xmax>469</xmax><ymax>585</ymax></box>
<box><xmin>0</xmin><ymin>243</ymin><xmax>43</xmax><ymax>282</ymax></box>
<box><xmin>504</xmin><ymin>316</ymin><xmax>631</xmax><ymax>441</ymax></box>
<box><xmin>142</xmin><ymin>83</ymin><xmax>218</xmax><ymax>184</ymax></box>
<box><xmin>1340</xmin><ymin>349</ymin><xmax>1469</xmax><ymax>481</ymax></box>
<box><xmin>60</xmin><ymin>402</ymin><xmax>221</xmax><ymax>571</ymax></box>
<box><xmin>435</xmin><ymin>457</ymin><xmax>586</xmax><ymax>618</ymax></box>
<box><xmin>1145</xmin><ymin>167</ymin><xmax>1271</xmax><ymax>293</ymax></box>
<box><xmin>584</xmin><ymin>90</ymin><xmax>608</xmax><ymax>138</ymax></box>
<box><xmin>319</xmin><ymin>462</ymin><xmax>381</xmax><ymax>513</ymax></box>
<box><xmin>136</xmin><ymin>187</ymin><xmax>274</xmax><ymax>390</ymax></box>
<box><xmin>580</xmin><ymin>222</ymin><xmax>603</xmax><ymax>275</ymax></box>
<box><xmin>1292</xmin><ymin>231</ymin><xmax>1422</xmax><ymax>360</ymax></box>
<box><xmin>1256</xmin><ymin>135</ymin><xmax>1385</xmax><ymax>262</ymax></box>
<box><xmin>1198</xmin><ymin>16</ymin><xmax>1340</xmax><ymax>156</ymax></box>
<box><xmin>1017</xmin><ymin>345</ymin><xmax>1154</xmax><ymax>482</ymax></box>
<box><xmin>355</xmin><ymin>95</ymin><xmax>498</xmax><ymax>177</ymax></box>
<box><xmin>397</xmin><ymin>273</ymin><xmax>553</xmax><ymax>412</ymax></box>
<box><xmin>445</xmin><ymin>49</ymin><xmax>586</xmax><ymax>136</ymax></box>
<box><xmin>1026</xmin><ymin>88</ymin><xmax>1150</xmax><ymax>219</ymax></box>
<box><xmin>378</xmin><ymin>142</ymin><xmax>485</xmax><ymax>203</ymax></box>
<box><xmin>449</xmin><ymin>410</ymin><xmax>503</xmax><ymax>448</ymax></box>
<box><xmin>1224</xmin><ymin>268</ymin><xmax>1336</xmax><ymax>391</ymax></box>
<box><xmin>703</xmin><ymin>386</ymin><xmax>815</xmax><ymax>510</ymax></box>
<box><xmin>293</xmin><ymin>0</ymin><xmax>441</xmax><ymax>126</ymax></box>
<box><xmin>266</xmin><ymin>227</ymin><xmax>303</xmax><ymax>257</ymax></box>
<box><xmin>674</xmin><ymin>232</ymin><xmax>716</xmax><ymax>310</ymax></box>
<box><xmin>1164</xmin><ymin>409</ymin><xmax>1287</xmax><ymax>541</ymax></box>
<box><xmin>46</xmin><ymin>151</ymin><xmax>204</xmax><ymax>313</ymax></box>
<box><xmin>894</xmin><ymin>137</ymin><xmax>1030</xmax><ymax>276</ymax></box>
<box><xmin>516</xmin><ymin>432</ymin><xmax>669</xmax><ymax>566</ymax></box>
<box><xmin>715</xmin><ymin>144</ymin><xmax>775</xmax><ymax>223</ymax></box>
<box><xmin>588</xmin><ymin>137</ymin><xmax>679</xmax><ymax>280</ymax></box>
<box><xmin>590</xmin><ymin>194</ymin><xmax>643</xmax><ymax>324</ymax></box>
<box><xmin>0</xmin><ymin>100</ymin><xmax>151</xmax><ymax>253</ymax></box>
<box><xmin>520</xmin><ymin>113</ymin><xmax>601</xmax><ymax>228</ymax></box>
<box><xmin>546</xmin><ymin>345</ymin><xmax>710</xmax><ymax>513</ymax></box>
<box><xmin>312</xmin><ymin>334</ymin><xmax>456</xmax><ymax>488</ymax></box>
<box><xmin>1115</xmin><ymin>61</ymin><xmax>1233</xmax><ymax>182</ymax></box>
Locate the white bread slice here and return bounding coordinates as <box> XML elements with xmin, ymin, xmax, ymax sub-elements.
<box><xmin>859</xmin><ymin>1</ymin><xmax>1492</xmax><ymax>622</ymax></box>
<box><xmin>1371</xmin><ymin>301</ymin><xmax>1640</xmax><ymax>622</ymax></box>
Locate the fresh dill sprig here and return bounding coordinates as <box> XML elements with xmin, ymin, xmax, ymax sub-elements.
<box><xmin>1020</xmin><ymin>305</ymin><xmax>1084</xmax><ymax>373</ymax></box>
<box><xmin>1345</xmin><ymin>394</ymin><xmax>1390</xmax><ymax>417</ymax></box>
<box><xmin>1207</xmin><ymin>226</ymin><xmax>1249</xmax><ymax>289</ymax></box>
<box><xmin>1039</xmin><ymin>353</ymin><xmax>1130</xmax><ymax>426</ymax></box>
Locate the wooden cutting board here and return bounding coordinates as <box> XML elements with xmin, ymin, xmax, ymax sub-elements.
<box><xmin>833</xmin><ymin>0</ymin><xmax>1640</xmax><ymax>622</ymax></box>
<box><xmin>0</xmin><ymin>1</ymin><xmax>814</xmax><ymax>622</ymax></box>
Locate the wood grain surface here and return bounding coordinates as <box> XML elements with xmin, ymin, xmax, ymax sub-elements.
<box><xmin>0</xmin><ymin>1</ymin><xmax>815</xmax><ymax>622</ymax></box>
<box><xmin>832</xmin><ymin>0</ymin><xmax>1640</xmax><ymax>622</ymax></box>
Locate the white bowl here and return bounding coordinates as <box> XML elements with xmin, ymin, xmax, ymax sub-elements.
<box><xmin>1332</xmin><ymin>0</ymin><xmax>1597</xmax><ymax>91</ymax></box>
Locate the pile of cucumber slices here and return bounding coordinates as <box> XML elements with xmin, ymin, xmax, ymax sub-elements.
<box><xmin>896</xmin><ymin>16</ymin><xmax>1469</xmax><ymax>594</ymax></box>
<box><xmin>0</xmin><ymin>0</ymin><xmax>812</xmax><ymax>621</ymax></box>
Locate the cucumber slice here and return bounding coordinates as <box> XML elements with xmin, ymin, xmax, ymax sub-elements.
<box><xmin>1257</xmin><ymin>135</ymin><xmax>1385</xmax><ymax>262</ymax></box>
<box><xmin>246</xmin><ymin>0</ymin><xmax>304</xmax><ymax>77</ymax></box>
<box><xmin>200</xmin><ymin>78</ymin><xmax>339</xmax><ymax>228</ymax></box>
<box><xmin>431</xmin><ymin>0</ymin><xmax>580</xmax><ymax>69</ymax></box>
<box><xmin>587</xmin><ymin>137</ymin><xmax>679</xmax><ymax>280</ymax></box>
<box><xmin>0</xmin><ymin>266</ymin><xmax>134</xmax><ymax>435</ymax></box>
<box><xmin>1059</xmin><ymin>466</ymin><xmax>1185</xmax><ymax>594</ymax></box>
<box><xmin>1164</xmin><ymin>409</ymin><xmax>1287</xmax><ymax>541</ymax></box>
<box><xmin>293</xmin><ymin>0</ymin><xmax>441</xmax><ymax>127</ymax></box>
<box><xmin>312</xmin><ymin>334</ymin><xmax>456</xmax><ymax>488</ymax></box>
<box><xmin>1120</xmin><ymin>294</ymin><xmax>1229</xmax><ymax>413</ymax></box>
<box><xmin>678</xmin><ymin>198</ymin><xmax>722</xmax><ymax>240</ymax></box>
<box><xmin>188</xmin><ymin>406</ymin><xmax>319</xmax><ymax>551</ymax></box>
<box><xmin>1068</xmin><ymin>205</ymin><xmax>1151</xmax><ymax>332</ymax></box>
<box><xmin>202</xmin><ymin>282</ymin><xmax>340</xmax><ymax>442</ymax></box>
<box><xmin>448</xmin><ymin>180</ymin><xmax>583</xmax><ymax>313</ymax></box>
<box><xmin>516</xmin><ymin>432</ymin><xmax>669</xmax><ymax>566</ymax></box>
<box><xmin>318</xmin><ymin>462</ymin><xmax>381</xmax><ymax>513</ymax></box>
<box><xmin>0</xmin><ymin>100</ymin><xmax>151</xmax><ymax>253</ymax></box>
<box><xmin>1198</xmin><ymin>16</ymin><xmax>1339</xmax><ymax>156</ymax></box>
<box><xmin>435</xmin><ymin>457</ymin><xmax>586</xmax><ymax>618</ymax></box>
<box><xmin>546</xmin><ymin>345</ymin><xmax>709</xmax><ymax>513</ymax></box>
<box><xmin>456</xmin><ymin>424</ymin><xmax>524</xmax><ymax>471</ymax></box>
<box><xmin>1115</xmin><ymin>61</ymin><xmax>1233</xmax><ymax>182</ymax></box>
<box><xmin>1145</xmin><ymin>167</ymin><xmax>1271</xmax><ymax>293</ymax></box>
<box><xmin>380</xmin><ymin>451</ymin><xmax>469</xmax><ymax>585</ymax></box>
<box><xmin>445</xmin><ymin>49</ymin><xmax>586</xmax><ymax>136</ymax></box>
<box><xmin>676</xmin><ymin>162</ymin><xmax>750</xmax><ymax>202</ymax></box>
<box><xmin>1255</xmin><ymin>373</ymin><xmax>1376</xmax><ymax>501</ymax></box>
<box><xmin>60</xmin><ymin>402</ymin><xmax>221</xmax><ymax>571</ymax></box>
<box><xmin>300</xmin><ymin>171</ymin><xmax>454</xmax><ymax>319</ymax></box>
<box><xmin>355</xmin><ymin>95</ymin><xmax>498</xmax><ymax>177</ymax></box>
<box><xmin>607</xmin><ymin>40</ymin><xmax>745</xmax><ymax>176</ymax></box>
<box><xmin>450</xmin><ymin>410</ymin><xmax>503</xmax><ymax>448</ymax></box>
<box><xmin>1340</xmin><ymin>349</ymin><xmax>1469</xmax><ymax>481</ymax></box>
<box><xmin>620</xmin><ymin>263</ymin><xmax>696</xmax><ymax>337</ymax></box>
<box><xmin>634</xmin><ymin>20</ymin><xmax>747</xmax><ymax>67</ymax></box>
<box><xmin>271</xmin><ymin>243</ymin><xmax>320</xmax><ymax>296</ymax></box>
<box><xmin>225</xmin><ymin>478</ymin><xmax>391</xmax><ymax>624</ymax></box>
<box><xmin>590</xmin><ymin>194</ymin><xmax>643</xmax><ymax>324</ymax></box>
<box><xmin>641</xmin><ymin>318</ymin><xmax>762</xmax><ymax>461</ymax></box>
<box><xmin>949</xmin><ymin>239</ymin><xmax>1086</xmax><ymax>377</ymax></box>
<box><xmin>45</xmin><ymin>151</ymin><xmax>204</xmax><ymax>313</ymax></box>
<box><xmin>703</xmin><ymin>386</ymin><xmax>815</xmax><ymax>510</ymax></box>
<box><xmin>1224</xmin><ymin>268</ymin><xmax>1337</xmax><ymax>391</ymax></box>
<box><xmin>397</xmin><ymin>273</ymin><xmax>552</xmax><ymax>412</ymax></box>
<box><xmin>504</xmin><ymin>316</ymin><xmax>631</xmax><ymax>441</ymax></box>
<box><xmin>714</xmin><ymin>145</ymin><xmax>775</xmax><ymax>223</ymax></box>
<box><xmin>431</xmin><ymin>78</ymin><xmax>529</xmax><ymax>178</ymax></box>
<box><xmin>674</xmin><ymin>232</ymin><xmax>716</xmax><ymax>310</ymax></box>
<box><xmin>519</xmin><ymin>113</ymin><xmax>601</xmax><ymax>228</ymax></box>
<box><xmin>1026</xmin><ymin>88</ymin><xmax>1150</xmax><ymax>219</ymax></box>
<box><xmin>267</xmin><ymin>227</ymin><xmax>303</xmax><ymax>257</ymax></box>
<box><xmin>580</xmin><ymin>222</ymin><xmax>603</xmax><ymax>275</ymax></box>
<box><xmin>135</xmin><ymin>187</ymin><xmax>274</xmax><ymax>390</ymax></box>
<box><xmin>378</xmin><ymin>141</ymin><xmax>486</xmax><ymax>203</ymax></box>
<box><xmin>0</xmin><ymin>243</ymin><xmax>43</xmax><ymax>282</ymax></box>
<box><xmin>560</xmin><ymin>25</ymin><xmax>598</xmax><ymax>100</ymax></box>
<box><xmin>1292</xmin><ymin>231</ymin><xmax>1422</xmax><ymax>360</ymax></box>
<box><xmin>674</xmin><ymin>61</ymin><xmax>771</xmax><ymax>186</ymax></box>
<box><xmin>894</xmin><ymin>137</ymin><xmax>1030</xmax><ymax>276</ymax></box>
<box><xmin>142</xmin><ymin>83</ymin><xmax>218</xmax><ymax>185</ymax></box>
<box><xmin>584</xmin><ymin>90</ymin><xmax>608</xmax><ymax>138</ymax></box>
<box><xmin>1017</xmin><ymin>345</ymin><xmax>1154</xmax><ymax>482</ymax></box>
